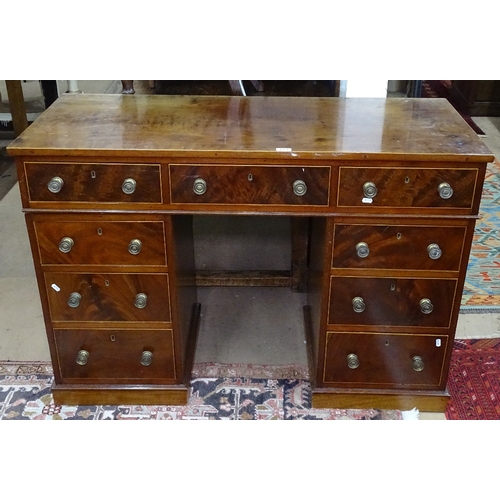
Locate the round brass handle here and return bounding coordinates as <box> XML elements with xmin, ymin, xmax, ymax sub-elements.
<box><xmin>193</xmin><ymin>178</ymin><xmax>207</xmax><ymax>195</ymax></box>
<box><xmin>128</xmin><ymin>239</ymin><xmax>142</xmax><ymax>255</ymax></box>
<box><xmin>363</xmin><ymin>181</ymin><xmax>377</xmax><ymax>198</ymax></box>
<box><xmin>356</xmin><ymin>242</ymin><xmax>370</xmax><ymax>258</ymax></box>
<box><xmin>293</xmin><ymin>180</ymin><xmax>307</xmax><ymax>196</ymax></box>
<box><xmin>438</xmin><ymin>182</ymin><xmax>453</xmax><ymax>199</ymax></box>
<box><xmin>427</xmin><ymin>243</ymin><xmax>442</xmax><ymax>260</ymax></box>
<box><xmin>134</xmin><ymin>293</ymin><xmax>148</xmax><ymax>309</ymax></box>
<box><xmin>412</xmin><ymin>355</ymin><xmax>425</xmax><ymax>372</ymax></box>
<box><xmin>141</xmin><ymin>350</ymin><xmax>153</xmax><ymax>366</ymax></box>
<box><xmin>76</xmin><ymin>350</ymin><xmax>89</xmax><ymax>366</ymax></box>
<box><xmin>47</xmin><ymin>176</ymin><xmax>64</xmax><ymax>193</ymax></box>
<box><xmin>347</xmin><ymin>353</ymin><xmax>360</xmax><ymax>369</ymax></box>
<box><xmin>122</xmin><ymin>178</ymin><xmax>137</xmax><ymax>195</ymax></box>
<box><xmin>68</xmin><ymin>292</ymin><xmax>81</xmax><ymax>308</ymax></box>
<box><xmin>58</xmin><ymin>237</ymin><xmax>74</xmax><ymax>253</ymax></box>
<box><xmin>352</xmin><ymin>296</ymin><xmax>366</xmax><ymax>313</ymax></box>
<box><xmin>420</xmin><ymin>298</ymin><xmax>434</xmax><ymax>314</ymax></box>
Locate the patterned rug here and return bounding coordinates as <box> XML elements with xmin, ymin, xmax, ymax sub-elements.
<box><xmin>446</xmin><ymin>338</ymin><xmax>500</xmax><ymax>419</ymax></box>
<box><xmin>461</xmin><ymin>160</ymin><xmax>500</xmax><ymax>312</ymax></box>
<box><xmin>0</xmin><ymin>362</ymin><xmax>412</xmax><ymax>420</ymax></box>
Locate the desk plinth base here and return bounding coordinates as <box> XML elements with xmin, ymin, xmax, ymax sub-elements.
<box><xmin>52</xmin><ymin>383</ymin><xmax>190</xmax><ymax>406</ymax></box>
<box><xmin>312</xmin><ymin>387</ymin><xmax>450</xmax><ymax>412</ymax></box>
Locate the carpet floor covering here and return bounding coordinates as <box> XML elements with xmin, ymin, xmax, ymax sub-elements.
<box><xmin>0</xmin><ymin>362</ymin><xmax>410</xmax><ymax>420</ymax></box>
<box><xmin>461</xmin><ymin>160</ymin><xmax>500</xmax><ymax>312</ymax></box>
<box><xmin>446</xmin><ymin>338</ymin><xmax>500</xmax><ymax>419</ymax></box>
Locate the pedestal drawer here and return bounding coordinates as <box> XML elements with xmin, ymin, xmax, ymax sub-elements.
<box><xmin>328</xmin><ymin>276</ymin><xmax>457</xmax><ymax>328</ymax></box>
<box><xmin>45</xmin><ymin>272</ymin><xmax>171</xmax><ymax>322</ymax></box>
<box><xmin>323</xmin><ymin>332</ymin><xmax>448</xmax><ymax>388</ymax></box>
<box><xmin>169</xmin><ymin>164</ymin><xmax>331</xmax><ymax>206</ymax></box>
<box><xmin>25</xmin><ymin>162</ymin><xmax>162</xmax><ymax>203</ymax></box>
<box><xmin>337</xmin><ymin>166</ymin><xmax>478</xmax><ymax>210</ymax></box>
<box><xmin>332</xmin><ymin>223</ymin><xmax>466</xmax><ymax>271</ymax></box>
<box><xmin>34</xmin><ymin>220</ymin><xmax>168</xmax><ymax>266</ymax></box>
<box><xmin>54</xmin><ymin>328</ymin><xmax>176</xmax><ymax>384</ymax></box>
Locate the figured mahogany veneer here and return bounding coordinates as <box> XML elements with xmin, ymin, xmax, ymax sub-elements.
<box><xmin>7</xmin><ymin>94</ymin><xmax>495</xmax><ymax>410</ymax></box>
<box><xmin>323</xmin><ymin>332</ymin><xmax>449</xmax><ymax>388</ymax></box>
<box><xmin>54</xmin><ymin>328</ymin><xmax>176</xmax><ymax>384</ymax></box>
<box><xmin>45</xmin><ymin>272</ymin><xmax>171</xmax><ymax>323</ymax></box>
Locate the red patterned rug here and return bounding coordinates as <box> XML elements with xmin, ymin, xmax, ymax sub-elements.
<box><xmin>446</xmin><ymin>338</ymin><xmax>500</xmax><ymax>419</ymax></box>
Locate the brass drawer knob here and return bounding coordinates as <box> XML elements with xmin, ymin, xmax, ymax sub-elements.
<box><xmin>58</xmin><ymin>237</ymin><xmax>74</xmax><ymax>253</ymax></box>
<box><xmin>76</xmin><ymin>350</ymin><xmax>89</xmax><ymax>366</ymax></box>
<box><xmin>363</xmin><ymin>181</ymin><xmax>377</xmax><ymax>198</ymax></box>
<box><xmin>352</xmin><ymin>296</ymin><xmax>366</xmax><ymax>313</ymax></box>
<box><xmin>412</xmin><ymin>355</ymin><xmax>425</xmax><ymax>372</ymax></box>
<box><xmin>128</xmin><ymin>239</ymin><xmax>142</xmax><ymax>255</ymax></box>
<box><xmin>68</xmin><ymin>292</ymin><xmax>81</xmax><ymax>308</ymax></box>
<box><xmin>134</xmin><ymin>293</ymin><xmax>148</xmax><ymax>309</ymax></box>
<box><xmin>427</xmin><ymin>243</ymin><xmax>442</xmax><ymax>260</ymax></box>
<box><xmin>420</xmin><ymin>298</ymin><xmax>434</xmax><ymax>314</ymax></box>
<box><xmin>47</xmin><ymin>176</ymin><xmax>64</xmax><ymax>193</ymax></box>
<box><xmin>141</xmin><ymin>350</ymin><xmax>153</xmax><ymax>366</ymax></box>
<box><xmin>122</xmin><ymin>178</ymin><xmax>137</xmax><ymax>194</ymax></box>
<box><xmin>193</xmin><ymin>178</ymin><xmax>207</xmax><ymax>195</ymax></box>
<box><xmin>438</xmin><ymin>182</ymin><xmax>453</xmax><ymax>199</ymax></box>
<box><xmin>293</xmin><ymin>180</ymin><xmax>307</xmax><ymax>196</ymax></box>
<box><xmin>356</xmin><ymin>241</ymin><xmax>370</xmax><ymax>258</ymax></box>
<box><xmin>347</xmin><ymin>353</ymin><xmax>360</xmax><ymax>369</ymax></box>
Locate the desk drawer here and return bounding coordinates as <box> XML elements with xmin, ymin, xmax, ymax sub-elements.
<box><xmin>54</xmin><ymin>328</ymin><xmax>176</xmax><ymax>384</ymax></box>
<box><xmin>328</xmin><ymin>276</ymin><xmax>457</xmax><ymax>328</ymax></box>
<box><xmin>337</xmin><ymin>166</ymin><xmax>478</xmax><ymax>210</ymax></box>
<box><xmin>332</xmin><ymin>223</ymin><xmax>467</xmax><ymax>271</ymax></box>
<box><xmin>169</xmin><ymin>164</ymin><xmax>331</xmax><ymax>206</ymax></box>
<box><xmin>34</xmin><ymin>220</ymin><xmax>167</xmax><ymax>266</ymax></box>
<box><xmin>323</xmin><ymin>332</ymin><xmax>448</xmax><ymax>388</ymax></box>
<box><xmin>25</xmin><ymin>162</ymin><xmax>162</xmax><ymax>204</ymax></box>
<box><xmin>45</xmin><ymin>272</ymin><xmax>171</xmax><ymax>322</ymax></box>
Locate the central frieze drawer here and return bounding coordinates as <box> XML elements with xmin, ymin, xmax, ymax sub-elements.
<box><xmin>332</xmin><ymin>223</ymin><xmax>467</xmax><ymax>271</ymax></box>
<box><xmin>328</xmin><ymin>276</ymin><xmax>457</xmax><ymax>328</ymax></box>
<box><xmin>337</xmin><ymin>166</ymin><xmax>478</xmax><ymax>210</ymax></box>
<box><xmin>45</xmin><ymin>272</ymin><xmax>171</xmax><ymax>322</ymax></box>
<box><xmin>34</xmin><ymin>220</ymin><xmax>167</xmax><ymax>266</ymax></box>
<box><xmin>169</xmin><ymin>164</ymin><xmax>331</xmax><ymax>206</ymax></box>
<box><xmin>54</xmin><ymin>328</ymin><xmax>176</xmax><ymax>384</ymax></box>
<box><xmin>24</xmin><ymin>162</ymin><xmax>162</xmax><ymax>203</ymax></box>
<box><xmin>323</xmin><ymin>332</ymin><xmax>448</xmax><ymax>388</ymax></box>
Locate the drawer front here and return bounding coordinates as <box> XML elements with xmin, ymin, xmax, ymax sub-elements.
<box><xmin>25</xmin><ymin>162</ymin><xmax>162</xmax><ymax>203</ymax></box>
<box><xmin>328</xmin><ymin>276</ymin><xmax>457</xmax><ymax>328</ymax></box>
<box><xmin>45</xmin><ymin>273</ymin><xmax>171</xmax><ymax>322</ymax></box>
<box><xmin>323</xmin><ymin>332</ymin><xmax>448</xmax><ymax>388</ymax></box>
<box><xmin>34</xmin><ymin>220</ymin><xmax>167</xmax><ymax>266</ymax></box>
<box><xmin>169</xmin><ymin>164</ymin><xmax>331</xmax><ymax>206</ymax></box>
<box><xmin>54</xmin><ymin>328</ymin><xmax>176</xmax><ymax>383</ymax></box>
<box><xmin>332</xmin><ymin>223</ymin><xmax>466</xmax><ymax>271</ymax></box>
<box><xmin>337</xmin><ymin>166</ymin><xmax>478</xmax><ymax>210</ymax></box>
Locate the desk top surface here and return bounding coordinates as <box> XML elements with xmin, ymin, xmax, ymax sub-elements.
<box><xmin>8</xmin><ymin>94</ymin><xmax>494</xmax><ymax>162</ymax></box>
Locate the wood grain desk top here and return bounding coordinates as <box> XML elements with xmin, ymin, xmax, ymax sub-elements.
<box><xmin>8</xmin><ymin>94</ymin><xmax>494</xmax><ymax>162</ymax></box>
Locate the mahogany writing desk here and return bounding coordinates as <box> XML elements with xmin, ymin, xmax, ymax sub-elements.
<box><xmin>7</xmin><ymin>94</ymin><xmax>494</xmax><ymax>410</ymax></box>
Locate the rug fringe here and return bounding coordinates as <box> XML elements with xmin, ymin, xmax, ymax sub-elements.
<box><xmin>401</xmin><ymin>408</ymin><xmax>420</xmax><ymax>420</ymax></box>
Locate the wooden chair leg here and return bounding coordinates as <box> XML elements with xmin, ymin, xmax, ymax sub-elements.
<box><xmin>229</xmin><ymin>80</ymin><xmax>245</xmax><ymax>96</ymax></box>
<box><xmin>5</xmin><ymin>80</ymin><xmax>29</xmax><ymax>137</ymax></box>
<box><xmin>121</xmin><ymin>80</ymin><xmax>135</xmax><ymax>94</ymax></box>
<box><xmin>250</xmin><ymin>80</ymin><xmax>264</xmax><ymax>92</ymax></box>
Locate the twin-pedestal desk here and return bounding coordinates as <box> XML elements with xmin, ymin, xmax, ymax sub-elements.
<box><xmin>8</xmin><ymin>94</ymin><xmax>494</xmax><ymax>411</ymax></box>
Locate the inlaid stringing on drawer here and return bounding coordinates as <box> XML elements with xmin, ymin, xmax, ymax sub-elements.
<box><xmin>169</xmin><ymin>164</ymin><xmax>331</xmax><ymax>206</ymax></box>
<box><xmin>34</xmin><ymin>220</ymin><xmax>168</xmax><ymax>266</ymax></box>
<box><xmin>337</xmin><ymin>166</ymin><xmax>479</xmax><ymax>210</ymax></box>
<box><xmin>24</xmin><ymin>162</ymin><xmax>162</xmax><ymax>204</ymax></box>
